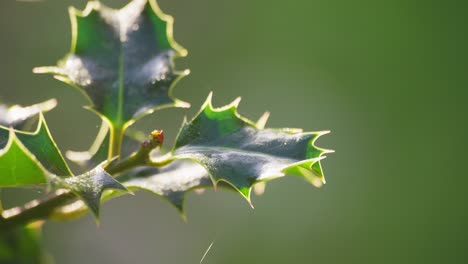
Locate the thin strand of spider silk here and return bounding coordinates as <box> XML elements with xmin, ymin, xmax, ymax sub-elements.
<box><xmin>200</xmin><ymin>240</ymin><xmax>215</xmax><ymax>264</ymax></box>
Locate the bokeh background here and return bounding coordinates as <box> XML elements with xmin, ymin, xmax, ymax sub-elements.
<box><xmin>1</xmin><ymin>0</ymin><xmax>467</xmax><ymax>263</ymax></box>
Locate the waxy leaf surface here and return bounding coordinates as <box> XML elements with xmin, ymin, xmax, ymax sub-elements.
<box><xmin>0</xmin><ymin>114</ymin><xmax>71</xmax><ymax>187</ymax></box>
<box><xmin>53</xmin><ymin>159</ymin><xmax>218</xmax><ymax>219</ymax></box>
<box><xmin>51</xmin><ymin>165</ymin><xmax>128</xmax><ymax>219</ymax></box>
<box><xmin>34</xmin><ymin>0</ymin><xmax>189</xmax><ymax>132</ymax></box>
<box><xmin>0</xmin><ymin>131</ymin><xmax>48</xmax><ymax>186</ymax></box>
<box><xmin>0</xmin><ymin>99</ymin><xmax>56</xmax><ymax>129</ymax></box>
<box><xmin>115</xmin><ymin>112</ymin><xmax>273</xmax><ymax>215</ymax></box>
<box><xmin>169</xmin><ymin>94</ymin><xmax>331</xmax><ymax>202</ymax></box>
<box><xmin>119</xmin><ymin>160</ymin><xmax>211</xmax><ymax>214</ymax></box>
<box><xmin>50</xmin><ymin>95</ymin><xmax>331</xmax><ymax>219</ymax></box>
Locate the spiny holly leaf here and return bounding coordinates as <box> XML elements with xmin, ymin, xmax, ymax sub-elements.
<box><xmin>167</xmin><ymin>93</ymin><xmax>332</xmax><ymax>204</ymax></box>
<box><xmin>0</xmin><ymin>99</ymin><xmax>57</xmax><ymax>129</ymax></box>
<box><xmin>51</xmin><ymin>165</ymin><xmax>128</xmax><ymax>219</ymax></box>
<box><xmin>0</xmin><ymin>114</ymin><xmax>72</xmax><ymax>187</ymax></box>
<box><xmin>51</xmin><ymin>160</ymin><xmax>219</xmax><ymax>221</ymax></box>
<box><xmin>0</xmin><ymin>116</ymin><xmax>127</xmax><ymax>218</ymax></box>
<box><xmin>0</xmin><ymin>130</ymin><xmax>49</xmax><ymax>187</ymax></box>
<box><xmin>50</xmin><ymin>97</ymin><xmax>328</xmax><ymax>219</ymax></box>
<box><xmin>119</xmin><ymin>160</ymin><xmax>211</xmax><ymax>216</ymax></box>
<box><xmin>34</xmin><ymin>0</ymin><xmax>190</xmax><ymax>156</ymax></box>
<box><xmin>0</xmin><ymin>114</ymin><xmax>71</xmax><ymax>176</ymax></box>
<box><xmin>115</xmin><ymin>112</ymin><xmax>273</xmax><ymax>216</ymax></box>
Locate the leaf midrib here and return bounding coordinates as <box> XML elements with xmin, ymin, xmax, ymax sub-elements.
<box><xmin>116</xmin><ymin>19</ymin><xmax>125</xmax><ymax>128</ymax></box>
<box><xmin>174</xmin><ymin>145</ymin><xmax>299</xmax><ymax>164</ymax></box>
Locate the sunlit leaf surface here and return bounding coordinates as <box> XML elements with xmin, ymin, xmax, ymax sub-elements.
<box><xmin>0</xmin><ymin>99</ymin><xmax>56</xmax><ymax>129</ymax></box>
<box><xmin>169</xmin><ymin>93</ymin><xmax>331</xmax><ymax>203</ymax></box>
<box><xmin>0</xmin><ymin>114</ymin><xmax>71</xmax><ymax>187</ymax></box>
<box><xmin>51</xmin><ymin>165</ymin><xmax>128</xmax><ymax>219</ymax></box>
<box><xmin>34</xmin><ymin>0</ymin><xmax>189</xmax><ymax>156</ymax></box>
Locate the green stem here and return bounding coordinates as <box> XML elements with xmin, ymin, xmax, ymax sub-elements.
<box><xmin>109</xmin><ymin>125</ymin><xmax>124</xmax><ymax>160</ymax></box>
<box><xmin>106</xmin><ymin>140</ymin><xmax>155</xmax><ymax>175</ymax></box>
<box><xmin>0</xmin><ymin>131</ymin><xmax>169</xmax><ymax>231</ymax></box>
<box><xmin>0</xmin><ymin>191</ymin><xmax>76</xmax><ymax>231</ymax></box>
<box><xmin>148</xmin><ymin>158</ymin><xmax>173</xmax><ymax>167</ymax></box>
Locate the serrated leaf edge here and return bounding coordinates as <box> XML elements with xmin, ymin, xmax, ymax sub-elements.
<box><xmin>0</xmin><ymin>113</ymin><xmax>73</xmax><ymax>177</ymax></box>
<box><xmin>50</xmin><ymin>164</ymin><xmax>129</xmax><ymax>221</ymax></box>
<box><xmin>2</xmin><ymin>98</ymin><xmax>57</xmax><ymax>121</ymax></box>
<box><xmin>0</xmin><ymin>129</ymin><xmax>52</xmax><ymax>186</ymax></box>
<box><xmin>168</xmin><ymin>94</ymin><xmax>332</xmax><ymax>206</ymax></box>
<box><xmin>33</xmin><ymin>0</ymin><xmax>191</xmax><ymax>143</ymax></box>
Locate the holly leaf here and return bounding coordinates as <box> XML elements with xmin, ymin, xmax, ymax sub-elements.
<box><xmin>0</xmin><ymin>130</ymin><xmax>49</xmax><ymax>187</ymax></box>
<box><xmin>119</xmin><ymin>160</ymin><xmax>211</xmax><ymax>216</ymax></box>
<box><xmin>0</xmin><ymin>114</ymin><xmax>72</xmax><ymax>187</ymax></box>
<box><xmin>51</xmin><ymin>165</ymin><xmax>128</xmax><ymax>219</ymax></box>
<box><xmin>0</xmin><ymin>113</ymin><xmax>127</xmax><ymax>218</ymax></box>
<box><xmin>48</xmin><ymin>94</ymin><xmax>331</xmax><ymax>220</ymax></box>
<box><xmin>115</xmin><ymin>111</ymin><xmax>273</xmax><ymax>215</ymax></box>
<box><xmin>34</xmin><ymin>0</ymin><xmax>189</xmax><ymax>152</ymax></box>
<box><xmin>0</xmin><ymin>99</ymin><xmax>57</xmax><ymax>129</ymax></box>
<box><xmin>50</xmin><ymin>160</ymin><xmax>217</xmax><ymax>221</ymax></box>
<box><xmin>164</xmin><ymin>93</ymin><xmax>332</xmax><ymax>204</ymax></box>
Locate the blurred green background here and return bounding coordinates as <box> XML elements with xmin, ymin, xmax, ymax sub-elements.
<box><xmin>1</xmin><ymin>0</ymin><xmax>467</xmax><ymax>263</ymax></box>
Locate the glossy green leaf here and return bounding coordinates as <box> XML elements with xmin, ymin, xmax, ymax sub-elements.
<box><xmin>51</xmin><ymin>165</ymin><xmax>128</xmax><ymax>219</ymax></box>
<box><xmin>114</xmin><ymin>112</ymin><xmax>273</xmax><ymax>216</ymax></box>
<box><xmin>0</xmin><ymin>114</ymin><xmax>71</xmax><ymax>176</ymax></box>
<box><xmin>0</xmin><ymin>114</ymin><xmax>72</xmax><ymax>187</ymax></box>
<box><xmin>167</xmin><ymin>93</ymin><xmax>332</xmax><ymax>203</ymax></box>
<box><xmin>13</xmin><ymin>117</ymin><xmax>72</xmax><ymax>177</ymax></box>
<box><xmin>0</xmin><ymin>115</ymin><xmax>126</xmax><ymax>218</ymax></box>
<box><xmin>119</xmin><ymin>160</ymin><xmax>211</xmax><ymax>215</ymax></box>
<box><xmin>34</xmin><ymin>0</ymin><xmax>189</xmax><ymax>156</ymax></box>
<box><xmin>50</xmin><ymin>95</ymin><xmax>330</xmax><ymax>219</ymax></box>
<box><xmin>50</xmin><ymin>160</ymin><xmax>213</xmax><ymax>220</ymax></box>
<box><xmin>0</xmin><ymin>131</ymin><xmax>49</xmax><ymax>187</ymax></box>
<box><xmin>0</xmin><ymin>99</ymin><xmax>56</xmax><ymax>129</ymax></box>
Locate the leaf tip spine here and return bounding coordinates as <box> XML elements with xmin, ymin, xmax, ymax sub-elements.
<box><xmin>256</xmin><ymin>112</ymin><xmax>271</xmax><ymax>129</ymax></box>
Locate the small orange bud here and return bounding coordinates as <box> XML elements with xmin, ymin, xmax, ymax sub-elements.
<box><xmin>151</xmin><ymin>130</ymin><xmax>164</xmax><ymax>145</ymax></box>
